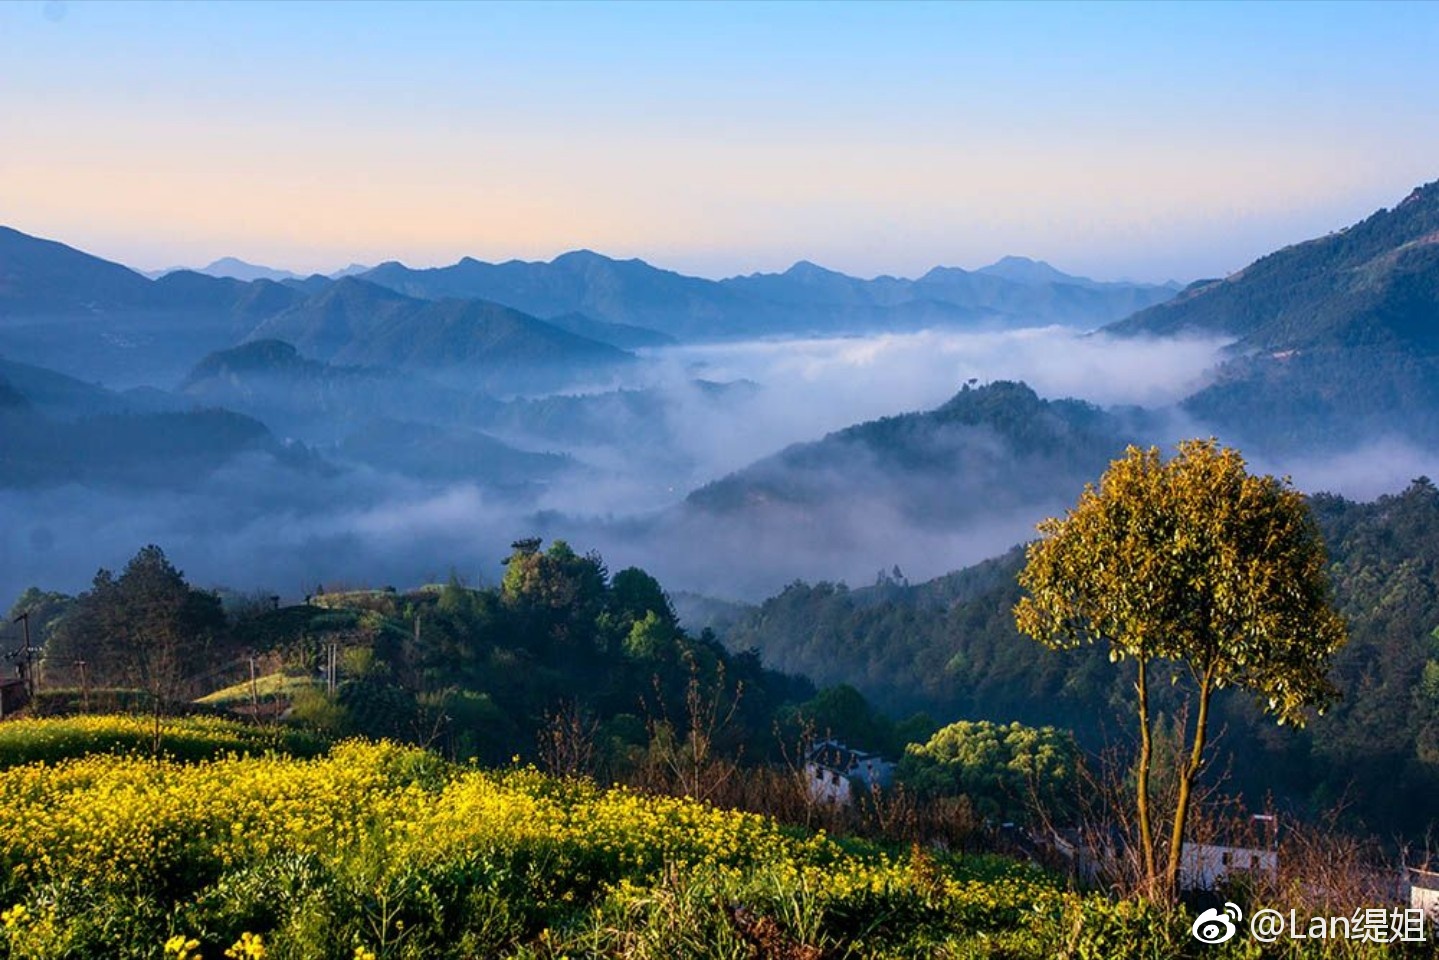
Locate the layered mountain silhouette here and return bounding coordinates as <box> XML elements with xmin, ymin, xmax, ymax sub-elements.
<box><xmin>720</xmin><ymin>257</ymin><xmax>1176</xmax><ymax>331</ymax></box>
<box><xmin>361</xmin><ymin>250</ymin><xmax>768</xmax><ymax>340</ymax></box>
<box><xmin>0</xmin><ymin>362</ymin><xmax>313</xmax><ymax>489</ymax></box>
<box><xmin>360</xmin><ymin>250</ymin><xmax>1177</xmax><ymax>339</ymax></box>
<box><xmin>147</xmin><ymin>258</ymin><xmax>374</xmax><ymax>282</ymax></box>
<box><xmin>187</xmin><ymin>257</ymin><xmax>302</xmax><ymax>284</ymax></box>
<box><xmin>243</xmin><ymin>278</ymin><xmax>634</xmax><ymax>376</ymax></box>
<box><xmin>179</xmin><ymin>340</ymin><xmax>500</xmax><ymax>439</ymax></box>
<box><xmin>975</xmin><ymin>255</ymin><xmax>1180</xmax><ymax>292</ymax></box>
<box><xmin>0</xmin><ymin>230</ymin><xmax>636</xmax><ymax>388</ymax></box>
<box><xmin>2</xmin><ymin>225</ymin><xmax>1179</xmax><ymax>391</ymax></box>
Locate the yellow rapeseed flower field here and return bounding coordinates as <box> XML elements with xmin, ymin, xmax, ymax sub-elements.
<box><xmin>0</xmin><ymin>717</ymin><xmax>1397</xmax><ymax>959</ymax></box>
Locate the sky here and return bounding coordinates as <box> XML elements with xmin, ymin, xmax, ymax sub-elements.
<box><xmin>2</xmin><ymin>0</ymin><xmax>1437</xmax><ymax>283</ymax></box>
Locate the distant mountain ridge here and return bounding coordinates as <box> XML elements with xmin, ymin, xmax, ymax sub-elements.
<box><xmin>360</xmin><ymin>250</ymin><xmax>1178</xmax><ymax>339</ymax></box>
<box><xmin>975</xmin><ymin>255</ymin><xmax>1180</xmax><ymax>292</ymax></box>
<box><xmin>1</xmin><ymin>224</ymin><xmax>1178</xmax><ymax>367</ymax></box>
<box><xmin>0</xmin><ymin>229</ymin><xmax>640</xmax><ymax>387</ymax></box>
<box><xmin>147</xmin><ymin>258</ymin><xmax>375</xmax><ymax>283</ymax></box>
<box><xmin>191</xmin><ymin>257</ymin><xmax>302</xmax><ymax>283</ymax></box>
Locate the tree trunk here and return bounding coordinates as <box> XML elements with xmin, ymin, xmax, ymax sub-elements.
<box><xmin>1164</xmin><ymin>672</ymin><xmax>1214</xmax><ymax>896</ymax></box>
<box><xmin>1135</xmin><ymin>655</ymin><xmax>1158</xmax><ymax>894</ymax></box>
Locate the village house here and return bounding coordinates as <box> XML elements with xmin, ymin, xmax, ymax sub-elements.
<box><xmin>1409</xmin><ymin>866</ymin><xmax>1439</xmax><ymax>920</ymax></box>
<box><xmin>803</xmin><ymin>739</ymin><xmax>896</xmax><ymax>806</ymax></box>
<box><xmin>1042</xmin><ymin>816</ymin><xmax>1279</xmax><ymax>892</ymax></box>
<box><xmin>1178</xmin><ymin>815</ymin><xmax>1280</xmax><ymax>892</ymax></box>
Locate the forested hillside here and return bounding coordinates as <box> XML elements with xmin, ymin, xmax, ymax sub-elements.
<box><xmin>720</xmin><ymin>478</ymin><xmax>1439</xmax><ymax>835</ymax></box>
<box><xmin>18</xmin><ymin>540</ymin><xmax>817</xmax><ymax>773</ymax></box>
<box><xmin>1107</xmin><ymin>180</ymin><xmax>1439</xmax><ymax>452</ymax></box>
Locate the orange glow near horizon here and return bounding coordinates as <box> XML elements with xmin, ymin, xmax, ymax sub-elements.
<box><xmin>2</xmin><ymin>1</ymin><xmax>1436</xmax><ymax>280</ymax></box>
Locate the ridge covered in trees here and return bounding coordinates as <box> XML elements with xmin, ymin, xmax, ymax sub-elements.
<box><xmin>719</xmin><ymin>478</ymin><xmax>1439</xmax><ymax>836</ymax></box>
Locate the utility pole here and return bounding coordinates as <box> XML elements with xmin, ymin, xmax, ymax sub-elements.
<box><xmin>78</xmin><ymin>660</ymin><xmax>90</xmax><ymax>713</ymax></box>
<box><xmin>249</xmin><ymin>656</ymin><xmax>260</xmax><ymax>717</ymax></box>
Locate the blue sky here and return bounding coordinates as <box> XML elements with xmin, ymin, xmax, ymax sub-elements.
<box><xmin>2</xmin><ymin>0</ymin><xmax>1436</xmax><ymax>281</ymax></box>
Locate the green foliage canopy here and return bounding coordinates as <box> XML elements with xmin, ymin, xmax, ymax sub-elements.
<box><xmin>898</xmin><ymin>719</ymin><xmax>1077</xmax><ymax>822</ymax></box>
<box><xmin>1014</xmin><ymin>439</ymin><xmax>1348</xmax><ymax>895</ymax></box>
<box><xmin>1015</xmin><ymin>440</ymin><xmax>1347</xmax><ymax>725</ymax></box>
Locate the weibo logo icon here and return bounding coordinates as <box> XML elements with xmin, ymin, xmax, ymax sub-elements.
<box><xmin>1191</xmin><ymin>902</ymin><xmax>1242</xmax><ymax>944</ymax></box>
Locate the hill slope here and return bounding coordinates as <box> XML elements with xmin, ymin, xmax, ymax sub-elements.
<box><xmin>1107</xmin><ymin>180</ymin><xmax>1439</xmax><ymax>351</ymax></box>
<box><xmin>628</xmin><ymin>381</ymin><xmax>1147</xmax><ymax>596</ymax></box>
<box><xmin>1106</xmin><ymin>180</ymin><xmax>1439</xmax><ymax>452</ymax></box>
<box><xmin>244</xmin><ymin>278</ymin><xmax>633</xmax><ymax>380</ymax></box>
<box><xmin>179</xmin><ymin>340</ymin><xmax>500</xmax><ymax>438</ymax></box>
<box><xmin>719</xmin><ymin>478</ymin><xmax>1439</xmax><ymax>836</ymax></box>
<box><xmin>687</xmin><ymin>380</ymin><xmax>1136</xmax><ymax>526</ymax></box>
<box><xmin>0</xmin><ymin>226</ymin><xmax>154</xmax><ymax>315</ymax></box>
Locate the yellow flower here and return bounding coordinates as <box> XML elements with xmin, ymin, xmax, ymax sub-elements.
<box><xmin>225</xmin><ymin>931</ymin><xmax>266</xmax><ymax>959</ymax></box>
<box><xmin>164</xmin><ymin>935</ymin><xmax>202</xmax><ymax>960</ymax></box>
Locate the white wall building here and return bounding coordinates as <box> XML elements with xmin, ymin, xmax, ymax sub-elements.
<box><xmin>1410</xmin><ymin>867</ymin><xmax>1439</xmax><ymax>920</ymax></box>
<box><xmin>1179</xmin><ymin>842</ymin><xmax>1279</xmax><ymax>892</ymax></box>
<box><xmin>803</xmin><ymin>739</ymin><xmax>896</xmax><ymax>806</ymax></box>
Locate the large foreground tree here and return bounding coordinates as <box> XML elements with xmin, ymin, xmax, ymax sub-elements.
<box><xmin>1014</xmin><ymin>439</ymin><xmax>1347</xmax><ymax>897</ymax></box>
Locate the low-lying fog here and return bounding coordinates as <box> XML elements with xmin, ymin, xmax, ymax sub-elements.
<box><xmin>6</xmin><ymin>327</ymin><xmax>1436</xmax><ymax>606</ymax></box>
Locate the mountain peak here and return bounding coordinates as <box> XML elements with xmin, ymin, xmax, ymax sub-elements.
<box><xmin>974</xmin><ymin>256</ymin><xmax>1077</xmax><ymax>286</ymax></box>
<box><xmin>1398</xmin><ymin>179</ymin><xmax>1439</xmax><ymax>209</ymax></box>
<box><xmin>552</xmin><ymin>249</ymin><xmax>614</xmax><ymax>267</ymax></box>
<box><xmin>196</xmin><ymin>257</ymin><xmax>299</xmax><ymax>283</ymax></box>
<box><xmin>183</xmin><ymin>340</ymin><xmax>306</xmax><ymax>387</ymax></box>
<box><xmin>918</xmin><ymin>265</ymin><xmax>971</xmax><ymax>282</ymax></box>
<box><xmin>782</xmin><ymin>259</ymin><xmax>842</xmax><ymax>279</ymax></box>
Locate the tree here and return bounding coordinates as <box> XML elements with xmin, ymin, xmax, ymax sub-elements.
<box><xmin>49</xmin><ymin>546</ymin><xmax>226</xmax><ymax>735</ymax></box>
<box><xmin>897</xmin><ymin>719</ymin><xmax>1078</xmax><ymax>822</ymax></box>
<box><xmin>1014</xmin><ymin>439</ymin><xmax>1347</xmax><ymax>897</ymax></box>
<box><xmin>610</xmin><ymin>567</ymin><xmax>676</xmax><ymax>628</ymax></box>
<box><xmin>500</xmin><ymin>539</ymin><xmax>607</xmax><ymax>653</ymax></box>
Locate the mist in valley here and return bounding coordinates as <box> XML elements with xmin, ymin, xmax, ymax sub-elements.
<box><xmin>7</xmin><ymin>322</ymin><xmax>1428</xmax><ymax>608</ymax></box>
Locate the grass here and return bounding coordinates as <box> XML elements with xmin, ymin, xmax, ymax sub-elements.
<box><xmin>196</xmin><ymin>672</ymin><xmax>321</xmax><ymax>707</ymax></box>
